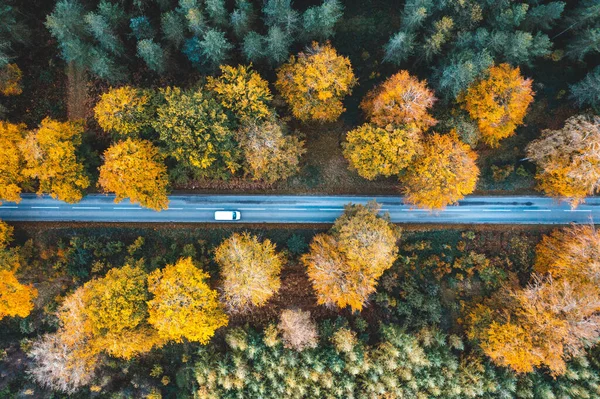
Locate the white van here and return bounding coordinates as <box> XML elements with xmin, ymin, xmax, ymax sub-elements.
<box><xmin>214</xmin><ymin>211</ymin><xmax>242</xmax><ymax>221</ymax></box>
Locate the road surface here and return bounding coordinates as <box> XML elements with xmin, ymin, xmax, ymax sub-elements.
<box><xmin>0</xmin><ymin>194</ymin><xmax>597</xmax><ymax>224</ymax></box>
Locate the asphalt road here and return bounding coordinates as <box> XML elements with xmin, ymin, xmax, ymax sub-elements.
<box><xmin>0</xmin><ymin>194</ymin><xmax>597</xmax><ymax>224</ymax></box>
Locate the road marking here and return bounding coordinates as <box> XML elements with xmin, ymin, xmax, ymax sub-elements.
<box><xmin>195</xmin><ymin>207</ymin><xmax>224</xmax><ymax>210</ymax></box>
<box><xmin>239</xmin><ymin>208</ymin><xmax>266</xmax><ymax>211</ymax></box>
<box><xmin>31</xmin><ymin>206</ymin><xmax>59</xmax><ymax>209</ymax></box>
<box><xmin>114</xmin><ymin>207</ymin><xmax>142</xmax><ymax>210</ymax></box>
<box><xmin>0</xmin><ymin>206</ymin><xmax>18</xmax><ymax>209</ymax></box>
<box><xmin>564</xmin><ymin>209</ymin><xmax>591</xmax><ymax>212</ymax></box>
<box><xmin>401</xmin><ymin>209</ymin><xmax>428</xmax><ymax>212</ymax></box>
<box><xmin>166</xmin><ymin>208</ymin><xmax>183</xmax><ymax>210</ymax></box>
<box><xmin>484</xmin><ymin>209</ymin><xmax>511</xmax><ymax>212</ymax></box>
<box><xmin>379</xmin><ymin>208</ymin><xmax>389</xmax><ymax>211</ymax></box>
<box><xmin>444</xmin><ymin>209</ymin><xmax>470</xmax><ymax>212</ymax></box>
<box><xmin>319</xmin><ymin>208</ymin><xmax>344</xmax><ymax>211</ymax></box>
<box><xmin>278</xmin><ymin>208</ymin><xmax>308</xmax><ymax>211</ymax></box>
<box><xmin>72</xmin><ymin>207</ymin><xmax>101</xmax><ymax>210</ymax></box>
<box><xmin>523</xmin><ymin>209</ymin><xmax>551</xmax><ymax>212</ymax></box>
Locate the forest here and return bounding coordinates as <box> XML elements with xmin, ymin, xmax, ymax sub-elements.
<box><xmin>0</xmin><ymin>0</ymin><xmax>600</xmax><ymax>397</ymax></box>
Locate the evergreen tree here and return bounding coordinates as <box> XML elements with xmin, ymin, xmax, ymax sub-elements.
<box><xmin>570</xmin><ymin>66</ymin><xmax>600</xmax><ymax>109</ymax></box>
<box><xmin>522</xmin><ymin>2</ymin><xmax>565</xmax><ymax>30</ymax></box>
<box><xmin>230</xmin><ymin>0</ymin><xmax>255</xmax><ymax>39</ymax></box>
<box><xmin>301</xmin><ymin>0</ymin><xmax>343</xmax><ymax>41</ymax></box>
<box><xmin>0</xmin><ymin>4</ymin><xmax>29</xmax><ymax>68</ymax></box>
<box><xmin>130</xmin><ymin>16</ymin><xmax>154</xmax><ymax>40</ymax></box>
<box><xmin>205</xmin><ymin>0</ymin><xmax>228</xmax><ymax>27</ymax></box>
<box><xmin>383</xmin><ymin>31</ymin><xmax>415</xmax><ymax>65</ymax></box>
<box><xmin>46</xmin><ymin>0</ymin><xmax>91</xmax><ymax>66</ymax></box>
<box><xmin>85</xmin><ymin>10</ymin><xmax>124</xmax><ymax>56</ymax></box>
<box><xmin>262</xmin><ymin>0</ymin><xmax>299</xmax><ymax>34</ymax></box>
<box><xmin>161</xmin><ymin>11</ymin><xmax>186</xmax><ymax>47</ymax></box>
<box><xmin>137</xmin><ymin>39</ymin><xmax>166</xmax><ymax>73</ymax></box>
<box><xmin>266</xmin><ymin>26</ymin><xmax>291</xmax><ymax>65</ymax></box>
<box><xmin>198</xmin><ymin>28</ymin><xmax>233</xmax><ymax>69</ymax></box>
<box><xmin>242</xmin><ymin>31</ymin><xmax>266</xmax><ymax>63</ymax></box>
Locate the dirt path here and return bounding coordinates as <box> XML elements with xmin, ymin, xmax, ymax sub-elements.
<box><xmin>66</xmin><ymin>62</ymin><xmax>88</xmax><ymax>120</ymax></box>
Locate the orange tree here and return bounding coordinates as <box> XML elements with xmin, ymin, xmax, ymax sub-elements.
<box><xmin>526</xmin><ymin>115</ymin><xmax>600</xmax><ymax>207</ymax></box>
<box><xmin>275</xmin><ymin>42</ymin><xmax>357</xmax><ymax>122</ymax></box>
<box><xmin>20</xmin><ymin>118</ymin><xmax>90</xmax><ymax>203</ymax></box>
<box><xmin>360</xmin><ymin>70</ymin><xmax>437</xmax><ymax>129</ymax></box>
<box><xmin>343</xmin><ymin>123</ymin><xmax>422</xmax><ymax>180</ymax></box>
<box><xmin>147</xmin><ymin>257</ymin><xmax>228</xmax><ymax>343</ymax></box>
<box><xmin>462</xmin><ymin>63</ymin><xmax>534</xmax><ymax>147</ymax></box>
<box><xmin>94</xmin><ymin>86</ymin><xmax>152</xmax><ymax>136</ymax></box>
<box><xmin>215</xmin><ymin>232</ymin><xmax>284</xmax><ymax>312</ymax></box>
<box><xmin>98</xmin><ymin>138</ymin><xmax>169</xmax><ymax>211</ymax></box>
<box><xmin>302</xmin><ymin>202</ymin><xmax>400</xmax><ymax>311</ymax></box>
<box><xmin>237</xmin><ymin>120</ymin><xmax>305</xmax><ymax>183</ymax></box>
<box><xmin>401</xmin><ymin>132</ymin><xmax>479</xmax><ymax>209</ymax></box>
<box><xmin>81</xmin><ymin>264</ymin><xmax>164</xmax><ymax>359</ymax></box>
<box><xmin>207</xmin><ymin>64</ymin><xmax>274</xmax><ymax>122</ymax></box>
<box><xmin>465</xmin><ymin>225</ymin><xmax>600</xmax><ymax>375</ymax></box>
<box><xmin>0</xmin><ymin>121</ymin><xmax>26</xmax><ymax>203</ymax></box>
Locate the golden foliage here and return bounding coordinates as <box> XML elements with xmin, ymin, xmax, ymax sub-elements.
<box><xmin>0</xmin><ymin>122</ymin><xmax>26</xmax><ymax>203</ymax></box>
<box><xmin>94</xmin><ymin>86</ymin><xmax>151</xmax><ymax>136</ymax></box>
<box><xmin>360</xmin><ymin>70</ymin><xmax>437</xmax><ymax>129</ymax></box>
<box><xmin>402</xmin><ymin>133</ymin><xmax>479</xmax><ymax>209</ymax></box>
<box><xmin>466</xmin><ymin>225</ymin><xmax>600</xmax><ymax>375</ymax></box>
<box><xmin>215</xmin><ymin>233</ymin><xmax>283</xmax><ymax>312</ymax></box>
<box><xmin>343</xmin><ymin>123</ymin><xmax>422</xmax><ymax>180</ymax></box>
<box><xmin>82</xmin><ymin>264</ymin><xmax>163</xmax><ymax>359</ymax></box>
<box><xmin>302</xmin><ymin>203</ymin><xmax>399</xmax><ymax>311</ymax></box>
<box><xmin>237</xmin><ymin>120</ymin><xmax>305</xmax><ymax>183</ymax></box>
<box><xmin>0</xmin><ymin>63</ymin><xmax>23</xmax><ymax>96</ymax></box>
<box><xmin>275</xmin><ymin>42</ymin><xmax>357</xmax><ymax>122</ymax></box>
<box><xmin>526</xmin><ymin>115</ymin><xmax>600</xmax><ymax>207</ymax></box>
<box><xmin>147</xmin><ymin>257</ymin><xmax>228</xmax><ymax>343</ymax></box>
<box><xmin>20</xmin><ymin>118</ymin><xmax>90</xmax><ymax>203</ymax></box>
<box><xmin>0</xmin><ymin>220</ymin><xmax>13</xmax><ymax>248</ymax></box>
<box><xmin>0</xmin><ymin>269</ymin><xmax>37</xmax><ymax>320</ymax></box>
<box><xmin>207</xmin><ymin>64</ymin><xmax>273</xmax><ymax>121</ymax></box>
<box><xmin>98</xmin><ymin>139</ymin><xmax>169</xmax><ymax>211</ymax></box>
<box><xmin>462</xmin><ymin>63</ymin><xmax>534</xmax><ymax>147</ymax></box>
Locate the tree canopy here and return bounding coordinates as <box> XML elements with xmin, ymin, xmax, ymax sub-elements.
<box><xmin>0</xmin><ymin>121</ymin><xmax>26</xmax><ymax>204</ymax></box>
<box><xmin>94</xmin><ymin>86</ymin><xmax>152</xmax><ymax>136</ymax></box>
<box><xmin>276</xmin><ymin>42</ymin><xmax>356</xmax><ymax>122</ymax></box>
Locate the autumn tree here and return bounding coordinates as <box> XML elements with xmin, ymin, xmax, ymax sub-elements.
<box><xmin>360</xmin><ymin>71</ymin><xmax>437</xmax><ymax>129</ymax></box>
<box><xmin>0</xmin><ymin>63</ymin><xmax>22</xmax><ymax>96</ymax></box>
<box><xmin>98</xmin><ymin>139</ymin><xmax>169</xmax><ymax>211</ymax></box>
<box><xmin>275</xmin><ymin>42</ymin><xmax>356</xmax><ymax>122</ymax></box>
<box><xmin>29</xmin><ymin>288</ymin><xmax>97</xmax><ymax>394</ymax></box>
<box><xmin>0</xmin><ymin>121</ymin><xmax>26</xmax><ymax>203</ymax></box>
<box><xmin>526</xmin><ymin>115</ymin><xmax>600</xmax><ymax>207</ymax></box>
<box><xmin>401</xmin><ymin>133</ymin><xmax>479</xmax><ymax>209</ymax></box>
<box><xmin>207</xmin><ymin>64</ymin><xmax>274</xmax><ymax>122</ymax></box>
<box><xmin>278</xmin><ymin>309</ymin><xmax>318</xmax><ymax>351</ymax></box>
<box><xmin>147</xmin><ymin>257</ymin><xmax>228</xmax><ymax>343</ymax></box>
<box><xmin>82</xmin><ymin>264</ymin><xmax>163</xmax><ymax>359</ymax></box>
<box><xmin>153</xmin><ymin>86</ymin><xmax>241</xmax><ymax>179</ymax></box>
<box><xmin>237</xmin><ymin>120</ymin><xmax>305</xmax><ymax>183</ymax></box>
<box><xmin>462</xmin><ymin>64</ymin><xmax>534</xmax><ymax>147</ymax></box>
<box><xmin>215</xmin><ymin>232</ymin><xmax>284</xmax><ymax>312</ymax></box>
<box><xmin>302</xmin><ymin>202</ymin><xmax>399</xmax><ymax>311</ymax></box>
<box><xmin>20</xmin><ymin>118</ymin><xmax>90</xmax><ymax>203</ymax></box>
<box><xmin>94</xmin><ymin>86</ymin><xmax>152</xmax><ymax>136</ymax></box>
<box><xmin>343</xmin><ymin>123</ymin><xmax>422</xmax><ymax>180</ymax></box>
<box><xmin>466</xmin><ymin>225</ymin><xmax>600</xmax><ymax>375</ymax></box>
<box><xmin>0</xmin><ymin>269</ymin><xmax>37</xmax><ymax>320</ymax></box>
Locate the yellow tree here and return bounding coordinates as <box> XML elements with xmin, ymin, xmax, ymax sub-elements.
<box><xmin>275</xmin><ymin>42</ymin><xmax>357</xmax><ymax>122</ymax></box>
<box><xmin>466</xmin><ymin>225</ymin><xmax>600</xmax><ymax>375</ymax></box>
<box><xmin>0</xmin><ymin>220</ymin><xmax>13</xmax><ymax>248</ymax></box>
<box><xmin>147</xmin><ymin>257</ymin><xmax>228</xmax><ymax>343</ymax></box>
<box><xmin>0</xmin><ymin>122</ymin><xmax>26</xmax><ymax>203</ymax></box>
<box><xmin>526</xmin><ymin>115</ymin><xmax>600</xmax><ymax>207</ymax></box>
<box><xmin>98</xmin><ymin>138</ymin><xmax>169</xmax><ymax>211</ymax></box>
<box><xmin>402</xmin><ymin>133</ymin><xmax>479</xmax><ymax>209</ymax></box>
<box><xmin>207</xmin><ymin>64</ymin><xmax>273</xmax><ymax>122</ymax></box>
<box><xmin>94</xmin><ymin>86</ymin><xmax>152</xmax><ymax>136</ymax></box>
<box><xmin>360</xmin><ymin>70</ymin><xmax>437</xmax><ymax>129</ymax></box>
<box><xmin>343</xmin><ymin>123</ymin><xmax>422</xmax><ymax>180</ymax></box>
<box><xmin>0</xmin><ymin>63</ymin><xmax>22</xmax><ymax>96</ymax></box>
<box><xmin>302</xmin><ymin>203</ymin><xmax>399</xmax><ymax>311</ymax></box>
<box><xmin>0</xmin><ymin>269</ymin><xmax>37</xmax><ymax>320</ymax></box>
<box><xmin>215</xmin><ymin>233</ymin><xmax>284</xmax><ymax>312</ymax></box>
<box><xmin>237</xmin><ymin>120</ymin><xmax>305</xmax><ymax>183</ymax></box>
<box><xmin>462</xmin><ymin>63</ymin><xmax>534</xmax><ymax>147</ymax></box>
<box><xmin>20</xmin><ymin>118</ymin><xmax>90</xmax><ymax>203</ymax></box>
<box><xmin>82</xmin><ymin>264</ymin><xmax>163</xmax><ymax>359</ymax></box>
